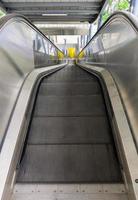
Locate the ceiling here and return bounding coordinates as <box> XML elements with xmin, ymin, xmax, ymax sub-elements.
<box><xmin>0</xmin><ymin>0</ymin><xmax>106</xmax><ymax>23</ymax></box>
<box><xmin>37</xmin><ymin>23</ymin><xmax>89</xmax><ymax>35</ymax></box>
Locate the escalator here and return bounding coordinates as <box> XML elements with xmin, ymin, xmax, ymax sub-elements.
<box><xmin>16</xmin><ymin>64</ymin><xmax>122</xmax><ymax>183</ymax></box>
<box><xmin>0</xmin><ymin>12</ymin><xmax>138</xmax><ymax>200</ymax></box>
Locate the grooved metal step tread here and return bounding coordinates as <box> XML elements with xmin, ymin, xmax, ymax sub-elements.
<box><xmin>43</xmin><ymin>67</ymin><xmax>97</xmax><ymax>83</ymax></box>
<box><xmin>17</xmin><ymin>144</ymin><xmax>121</xmax><ymax>183</ymax></box>
<box><xmin>39</xmin><ymin>82</ymin><xmax>101</xmax><ymax>96</ymax></box>
<box><xmin>28</xmin><ymin>116</ymin><xmax>112</xmax><ymax>144</ymax></box>
<box><xmin>34</xmin><ymin>95</ymin><xmax>106</xmax><ymax>117</ymax></box>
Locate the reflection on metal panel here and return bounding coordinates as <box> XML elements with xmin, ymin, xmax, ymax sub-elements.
<box><xmin>78</xmin><ymin>11</ymin><xmax>138</xmax><ymax>149</ymax></box>
<box><xmin>0</xmin><ymin>16</ymin><xmax>64</xmax><ymax>148</ymax></box>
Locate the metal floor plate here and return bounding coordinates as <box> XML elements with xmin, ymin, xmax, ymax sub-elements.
<box><xmin>17</xmin><ymin>64</ymin><xmax>122</xmax><ymax>183</ymax></box>
<box><xmin>12</xmin><ymin>184</ymin><xmax>128</xmax><ymax>200</ymax></box>
<box><xmin>12</xmin><ymin>193</ymin><xmax>128</xmax><ymax>200</ymax></box>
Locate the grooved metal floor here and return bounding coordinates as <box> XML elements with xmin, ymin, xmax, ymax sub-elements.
<box><xmin>12</xmin><ymin>184</ymin><xmax>127</xmax><ymax>200</ymax></box>
<box><xmin>17</xmin><ymin>64</ymin><xmax>122</xmax><ymax>183</ymax></box>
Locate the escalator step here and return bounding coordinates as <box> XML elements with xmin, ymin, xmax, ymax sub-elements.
<box><xmin>34</xmin><ymin>95</ymin><xmax>106</xmax><ymax>116</ymax></box>
<box><xmin>28</xmin><ymin>116</ymin><xmax>112</xmax><ymax>144</ymax></box>
<box><xmin>17</xmin><ymin>144</ymin><xmax>122</xmax><ymax>183</ymax></box>
<box><xmin>39</xmin><ymin>82</ymin><xmax>101</xmax><ymax>96</ymax></box>
<box><xmin>44</xmin><ymin>67</ymin><xmax>97</xmax><ymax>83</ymax></box>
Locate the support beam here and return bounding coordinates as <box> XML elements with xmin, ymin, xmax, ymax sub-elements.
<box><xmin>39</xmin><ymin>28</ymin><xmax>89</xmax><ymax>35</ymax></box>
<box><xmin>4</xmin><ymin>2</ymin><xmax>102</xmax><ymax>9</ymax></box>
<box><xmin>29</xmin><ymin>16</ymin><xmax>96</xmax><ymax>23</ymax></box>
<box><xmin>7</xmin><ymin>9</ymin><xmax>99</xmax><ymax>15</ymax></box>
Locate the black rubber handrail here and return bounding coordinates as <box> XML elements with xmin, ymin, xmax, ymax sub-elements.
<box><xmin>78</xmin><ymin>11</ymin><xmax>138</xmax><ymax>56</ymax></box>
<box><xmin>0</xmin><ymin>13</ymin><xmax>64</xmax><ymax>54</ymax></box>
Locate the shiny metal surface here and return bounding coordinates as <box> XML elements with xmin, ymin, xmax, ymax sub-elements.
<box><xmin>12</xmin><ymin>183</ymin><xmax>127</xmax><ymax>200</ymax></box>
<box><xmin>0</xmin><ymin>15</ymin><xmax>64</xmax><ymax>148</ymax></box>
<box><xmin>77</xmin><ymin>62</ymin><xmax>138</xmax><ymax>200</ymax></box>
<box><xmin>0</xmin><ymin>62</ymin><xmax>67</xmax><ymax>200</ymax></box>
<box><xmin>78</xmin><ymin>11</ymin><xmax>138</xmax><ymax>150</ymax></box>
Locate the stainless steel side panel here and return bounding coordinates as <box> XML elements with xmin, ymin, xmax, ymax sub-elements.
<box><xmin>77</xmin><ymin>62</ymin><xmax>138</xmax><ymax>200</ymax></box>
<box><xmin>78</xmin><ymin>11</ymin><xmax>138</xmax><ymax>150</ymax></box>
<box><xmin>0</xmin><ymin>62</ymin><xmax>67</xmax><ymax>200</ymax></box>
<box><xmin>0</xmin><ymin>20</ymin><xmax>34</xmax><ymax>148</ymax></box>
<box><xmin>0</xmin><ymin>16</ymin><xmax>64</xmax><ymax>148</ymax></box>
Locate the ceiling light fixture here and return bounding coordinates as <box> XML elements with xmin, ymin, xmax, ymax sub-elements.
<box><xmin>42</xmin><ymin>13</ymin><xmax>68</xmax><ymax>16</ymax></box>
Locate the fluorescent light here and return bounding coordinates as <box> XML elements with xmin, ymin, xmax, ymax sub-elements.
<box><xmin>42</xmin><ymin>13</ymin><xmax>68</xmax><ymax>16</ymax></box>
